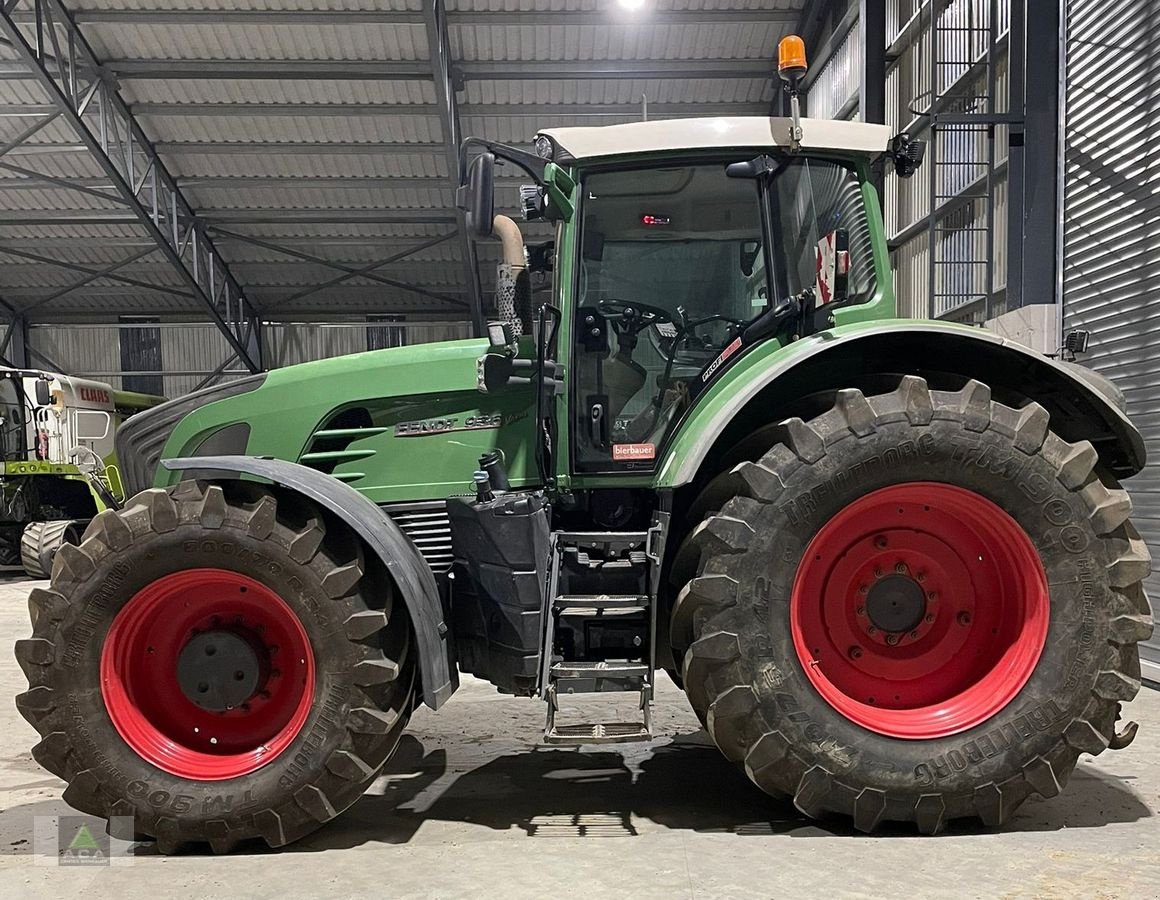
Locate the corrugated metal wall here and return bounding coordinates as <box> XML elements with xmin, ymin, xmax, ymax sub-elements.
<box><xmin>28</xmin><ymin>320</ymin><xmax>471</xmax><ymax>399</ymax></box>
<box><xmin>806</xmin><ymin>24</ymin><xmax>859</xmax><ymax>120</ymax></box>
<box><xmin>1063</xmin><ymin>0</ymin><xmax>1160</xmax><ymax>677</ymax></box>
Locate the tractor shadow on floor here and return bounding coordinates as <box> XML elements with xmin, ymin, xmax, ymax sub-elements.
<box><xmin>0</xmin><ymin>732</ymin><xmax>1148</xmax><ymax>858</ymax></box>
<box><xmin>294</xmin><ymin>731</ymin><xmax>1154</xmax><ymax>852</ymax></box>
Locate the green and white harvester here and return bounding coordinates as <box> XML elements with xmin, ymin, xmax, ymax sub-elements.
<box><xmin>0</xmin><ymin>367</ymin><xmax>161</xmax><ymax>576</ymax></box>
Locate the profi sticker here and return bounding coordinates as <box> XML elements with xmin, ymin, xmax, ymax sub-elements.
<box><xmin>612</xmin><ymin>443</ymin><xmax>656</xmax><ymax>462</ymax></box>
<box><xmin>700</xmin><ymin>336</ymin><xmax>743</xmax><ymax>384</ymax></box>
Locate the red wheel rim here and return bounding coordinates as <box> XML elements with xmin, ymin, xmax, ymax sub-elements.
<box><xmin>100</xmin><ymin>569</ymin><xmax>315</xmax><ymax>780</ymax></box>
<box><xmin>790</xmin><ymin>483</ymin><xmax>1049</xmax><ymax>739</ymax></box>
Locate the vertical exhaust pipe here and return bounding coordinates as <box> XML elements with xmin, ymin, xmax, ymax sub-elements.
<box><xmin>492</xmin><ymin>214</ymin><xmax>531</xmax><ymax>337</ymax></box>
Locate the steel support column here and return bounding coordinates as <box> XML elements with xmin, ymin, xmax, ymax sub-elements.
<box><xmin>424</xmin><ymin>0</ymin><xmax>485</xmax><ymax>335</ymax></box>
<box><xmin>859</xmin><ymin>0</ymin><xmax>887</xmax><ymax>124</ymax></box>
<box><xmin>1007</xmin><ymin>0</ymin><xmax>1060</xmax><ymax>308</ymax></box>
<box><xmin>0</xmin><ymin>0</ymin><xmax>263</xmax><ymax>371</ymax></box>
<box><xmin>860</xmin><ymin>0</ymin><xmax>887</xmax><ymax>197</ymax></box>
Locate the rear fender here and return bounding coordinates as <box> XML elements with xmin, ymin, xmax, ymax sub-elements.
<box><xmin>657</xmin><ymin>322</ymin><xmax>1146</xmax><ymax>489</ymax></box>
<box><xmin>162</xmin><ymin>455</ymin><xmax>457</xmax><ymax>710</ymax></box>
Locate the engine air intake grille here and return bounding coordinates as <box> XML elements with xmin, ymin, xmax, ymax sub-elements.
<box><xmin>383</xmin><ymin>502</ymin><xmax>454</xmax><ymax>575</ymax></box>
<box><xmin>300</xmin><ymin>407</ymin><xmax>382</xmax><ymax>480</ymax></box>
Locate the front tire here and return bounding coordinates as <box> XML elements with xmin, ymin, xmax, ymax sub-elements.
<box><xmin>16</xmin><ymin>481</ymin><xmax>415</xmax><ymax>852</ymax></box>
<box><xmin>673</xmin><ymin>377</ymin><xmax>1152</xmax><ymax>832</ymax></box>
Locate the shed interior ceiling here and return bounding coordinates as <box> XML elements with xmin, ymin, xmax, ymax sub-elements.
<box><xmin>0</xmin><ymin>0</ymin><xmax>804</xmax><ymax>323</ymax></box>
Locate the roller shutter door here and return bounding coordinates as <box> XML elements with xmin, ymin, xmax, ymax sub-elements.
<box><xmin>1063</xmin><ymin>0</ymin><xmax>1160</xmax><ymax>681</ymax></box>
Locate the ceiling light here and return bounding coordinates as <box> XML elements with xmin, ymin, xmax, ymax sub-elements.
<box><xmin>618</xmin><ymin>0</ymin><xmax>647</xmax><ymax>11</ymax></box>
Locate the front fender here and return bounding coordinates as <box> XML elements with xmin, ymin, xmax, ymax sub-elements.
<box><xmin>162</xmin><ymin>455</ymin><xmax>457</xmax><ymax>710</ymax></box>
<box><xmin>657</xmin><ymin>320</ymin><xmax>1146</xmax><ymax>487</ymax></box>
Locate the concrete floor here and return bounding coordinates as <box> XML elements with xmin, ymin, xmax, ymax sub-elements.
<box><xmin>0</xmin><ymin>572</ymin><xmax>1156</xmax><ymax>899</ymax></box>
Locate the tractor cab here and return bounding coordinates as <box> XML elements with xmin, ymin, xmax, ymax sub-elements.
<box><xmin>561</xmin><ymin>148</ymin><xmax>879</xmax><ymax>473</ymax></box>
<box><xmin>460</xmin><ymin>112</ymin><xmax>913</xmax><ymax>484</ymax></box>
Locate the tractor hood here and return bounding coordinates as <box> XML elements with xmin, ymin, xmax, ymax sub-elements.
<box><xmin>118</xmin><ymin>338</ymin><xmax>540</xmax><ymax>504</ymax></box>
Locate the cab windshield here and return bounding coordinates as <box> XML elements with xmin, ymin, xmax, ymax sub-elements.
<box><xmin>571</xmin><ymin>157</ymin><xmax>874</xmax><ymax>472</ymax></box>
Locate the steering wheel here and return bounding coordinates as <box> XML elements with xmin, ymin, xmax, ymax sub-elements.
<box><xmin>596</xmin><ymin>298</ymin><xmax>673</xmax><ymax>337</ymax></box>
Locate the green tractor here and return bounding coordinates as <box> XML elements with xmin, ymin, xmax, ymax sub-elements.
<box><xmin>0</xmin><ymin>367</ymin><xmax>163</xmax><ymax>576</ymax></box>
<box><xmin>16</xmin><ymin>63</ymin><xmax>1152</xmax><ymax>851</ymax></box>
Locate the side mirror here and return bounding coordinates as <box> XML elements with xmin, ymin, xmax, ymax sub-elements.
<box><xmin>462</xmin><ymin>152</ymin><xmax>495</xmax><ymax>239</ymax></box>
<box><xmin>34</xmin><ymin>378</ymin><xmax>51</xmax><ymax>406</ymax></box>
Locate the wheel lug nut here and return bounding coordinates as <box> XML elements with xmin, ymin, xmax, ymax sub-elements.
<box><xmin>925</xmin><ymin>614</ymin><xmax>934</xmax><ymax>623</ymax></box>
<box><xmin>858</xmin><ymin>584</ymin><xmax>869</xmax><ymax>595</ymax></box>
<box><xmin>916</xmin><ymin>572</ymin><xmax>926</xmax><ymax>583</ymax></box>
<box><xmin>957</xmin><ymin>611</ymin><xmax>971</xmax><ymax>626</ymax></box>
<box><xmin>848</xmin><ymin>646</ymin><xmax>863</xmax><ymax>660</ymax></box>
<box><xmin>856</xmin><ymin>605</ymin><xmax>866</xmax><ymax>616</ymax></box>
<box><xmin>874</xmin><ymin>535</ymin><xmax>888</xmax><ymax>549</ymax></box>
<box><xmin>886</xmin><ymin>634</ymin><xmax>899</xmax><ymax>646</ymax></box>
<box><xmin>867</xmin><ymin>626</ymin><xmax>877</xmax><ymax>635</ymax></box>
<box><xmin>927</xmin><ymin>592</ymin><xmax>938</xmax><ymax>602</ymax></box>
<box><xmin>895</xmin><ymin>562</ymin><xmax>907</xmax><ymax>575</ymax></box>
<box><xmin>910</xmin><ymin>630</ymin><xmax>919</xmax><ymax>639</ymax></box>
<box><xmin>873</xmin><ymin>567</ymin><xmax>883</xmax><ymax>578</ymax></box>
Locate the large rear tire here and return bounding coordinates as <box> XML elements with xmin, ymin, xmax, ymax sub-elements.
<box><xmin>16</xmin><ymin>481</ymin><xmax>415</xmax><ymax>852</ymax></box>
<box><xmin>672</xmin><ymin>377</ymin><xmax>1152</xmax><ymax>832</ymax></box>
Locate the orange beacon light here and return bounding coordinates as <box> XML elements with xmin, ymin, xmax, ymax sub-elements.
<box><xmin>778</xmin><ymin>34</ymin><xmax>808</xmax><ymax>84</ymax></box>
<box><xmin>777</xmin><ymin>35</ymin><xmax>807</xmax><ymax>147</ymax></box>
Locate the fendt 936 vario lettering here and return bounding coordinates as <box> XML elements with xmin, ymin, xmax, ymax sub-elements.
<box><xmin>17</xmin><ymin>38</ymin><xmax>1150</xmax><ymax>852</ymax></box>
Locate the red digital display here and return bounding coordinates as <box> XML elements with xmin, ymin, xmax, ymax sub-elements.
<box><xmin>641</xmin><ymin>214</ymin><xmax>671</xmax><ymax>226</ymax></box>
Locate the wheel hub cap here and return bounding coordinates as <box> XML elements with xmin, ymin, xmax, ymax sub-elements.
<box><xmin>177</xmin><ymin>630</ymin><xmax>263</xmax><ymax>712</ymax></box>
<box><xmin>865</xmin><ymin>574</ymin><xmax>927</xmax><ymax>634</ymax></box>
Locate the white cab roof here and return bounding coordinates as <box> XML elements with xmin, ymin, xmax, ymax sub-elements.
<box><xmin>538</xmin><ymin>116</ymin><xmax>892</xmax><ymax>163</ymax></box>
